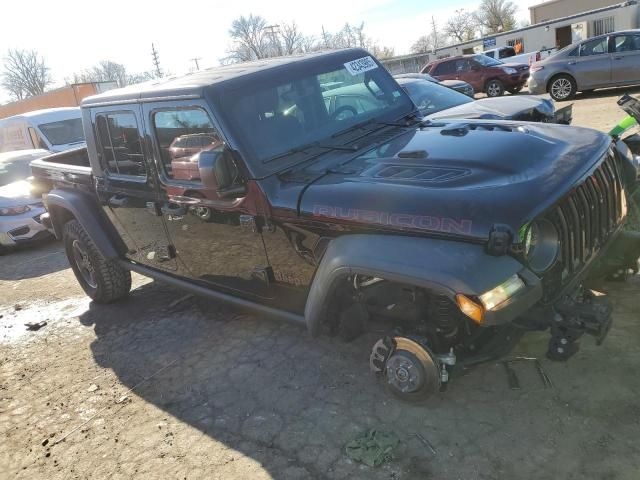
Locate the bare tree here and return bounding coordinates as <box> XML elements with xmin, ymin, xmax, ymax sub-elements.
<box><xmin>445</xmin><ymin>9</ymin><xmax>477</xmax><ymax>43</ymax></box>
<box><xmin>2</xmin><ymin>49</ymin><xmax>52</xmax><ymax>100</ymax></box>
<box><xmin>411</xmin><ymin>17</ymin><xmax>449</xmax><ymax>54</ymax></box>
<box><xmin>227</xmin><ymin>14</ymin><xmax>269</xmax><ymax>61</ymax></box>
<box><xmin>474</xmin><ymin>0</ymin><xmax>517</xmax><ymax>34</ymax></box>
<box><xmin>280</xmin><ymin>22</ymin><xmax>305</xmax><ymax>55</ymax></box>
<box><xmin>69</xmin><ymin>60</ymin><xmax>155</xmax><ymax>88</ymax></box>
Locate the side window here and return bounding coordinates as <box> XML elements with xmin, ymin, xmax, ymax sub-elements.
<box><xmin>433</xmin><ymin>61</ymin><xmax>455</xmax><ymax>76</ymax></box>
<box><xmin>95</xmin><ymin>112</ymin><xmax>145</xmax><ymax>177</ymax></box>
<box><xmin>152</xmin><ymin>107</ymin><xmax>222</xmax><ymax>182</ymax></box>
<box><xmin>579</xmin><ymin>37</ymin><xmax>608</xmax><ymax>56</ymax></box>
<box><xmin>613</xmin><ymin>35</ymin><xmax>640</xmax><ymax>52</ymax></box>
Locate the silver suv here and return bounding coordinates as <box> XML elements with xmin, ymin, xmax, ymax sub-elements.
<box><xmin>528</xmin><ymin>29</ymin><xmax>640</xmax><ymax>101</ymax></box>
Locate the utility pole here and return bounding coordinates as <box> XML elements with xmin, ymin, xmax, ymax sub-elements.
<box><xmin>190</xmin><ymin>57</ymin><xmax>201</xmax><ymax>71</ymax></box>
<box><xmin>263</xmin><ymin>24</ymin><xmax>282</xmax><ymax>56</ymax></box>
<box><xmin>431</xmin><ymin>16</ymin><xmax>439</xmax><ymax>52</ymax></box>
<box><xmin>321</xmin><ymin>25</ymin><xmax>330</xmax><ymax>48</ymax></box>
<box><xmin>151</xmin><ymin>43</ymin><xmax>163</xmax><ymax>78</ymax></box>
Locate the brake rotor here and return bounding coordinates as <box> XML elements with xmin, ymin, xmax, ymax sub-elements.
<box><xmin>379</xmin><ymin>337</ymin><xmax>441</xmax><ymax>402</ymax></box>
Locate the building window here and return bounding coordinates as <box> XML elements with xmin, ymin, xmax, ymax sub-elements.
<box><xmin>507</xmin><ymin>38</ymin><xmax>525</xmax><ymax>54</ymax></box>
<box><xmin>593</xmin><ymin>17</ymin><xmax>615</xmax><ymax>37</ymax></box>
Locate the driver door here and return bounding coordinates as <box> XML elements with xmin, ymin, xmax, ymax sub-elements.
<box><xmin>142</xmin><ymin>100</ymin><xmax>273</xmax><ymax>300</ymax></box>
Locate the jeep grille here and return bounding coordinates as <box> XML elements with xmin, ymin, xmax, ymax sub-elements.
<box><xmin>549</xmin><ymin>150</ymin><xmax>625</xmax><ymax>284</ymax></box>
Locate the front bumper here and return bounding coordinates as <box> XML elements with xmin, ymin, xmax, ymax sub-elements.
<box><xmin>527</xmin><ymin>75</ymin><xmax>547</xmax><ymax>95</ymax></box>
<box><xmin>0</xmin><ymin>206</ymin><xmax>52</xmax><ymax>247</ymax></box>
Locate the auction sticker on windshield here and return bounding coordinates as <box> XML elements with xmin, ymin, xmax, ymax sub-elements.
<box><xmin>344</xmin><ymin>56</ymin><xmax>378</xmax><ymax>76</ymax></box>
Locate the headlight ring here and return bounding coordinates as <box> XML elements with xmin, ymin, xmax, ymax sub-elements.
<box><xmin>523</xmin><ymin>218</ymin><xmax>560</xmax><ymax>273</ymax></box>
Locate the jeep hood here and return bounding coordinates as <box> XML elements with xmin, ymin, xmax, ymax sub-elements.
<box><xmin>297</xmin><ymin>122</ymin><xmax>611</xmax><ymax>240</ymax></box>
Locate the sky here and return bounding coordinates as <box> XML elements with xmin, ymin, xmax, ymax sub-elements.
<box><xmin>0</xmin><ymin>0</ymin><xmax>541</xmax><ymax>103</ymax></box>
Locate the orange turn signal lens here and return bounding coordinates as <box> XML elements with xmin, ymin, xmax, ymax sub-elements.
<box><xmin>456</xmin><ymin>294</ymin><xmax>485</xmax><ymax>325</ymax></box>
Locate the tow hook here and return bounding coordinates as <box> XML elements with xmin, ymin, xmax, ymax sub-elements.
<box><xmin>369</xmin><ymin>336</ymin><xmax>456</xmax><ymax>402</ymax></box>
<box><xmin>547</xmin><ymin>289</ymin><xmax>613</xmax><ymax>361</ymax></box>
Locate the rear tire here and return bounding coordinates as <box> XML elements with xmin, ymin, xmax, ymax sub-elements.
<box><xmin>548</xmin><ymin>74</ymin><xmax>576</xmax><ymax>101</ymax></box>
<box><xmin>63</xmin><ymin>219</ymin><xmax>131</xmax><ymax>303</ymax></box>
<box><xmin>485</xmin><ymin>79</ymin><xmax>505</xmax><ymax>97</ymax></box>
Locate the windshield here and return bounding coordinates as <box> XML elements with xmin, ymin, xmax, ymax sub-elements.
<box><xmin>220</xmin><ymin>53</ymin><xmax>414</xmax><ymax>175</ymax></box>
<box><xmin>38</xmin><ymin>118</ymin><xmax>84</xmax><ymax>146</ymax></box>
<box><xmin>399</xmin><ymin>79</ymin><xmax>472</xmax><ymax>116</ymax></box>
<box><xmin>473</xmin><ymin>54</ymin><xmax>503</xmax><ymax>67</ymax></box>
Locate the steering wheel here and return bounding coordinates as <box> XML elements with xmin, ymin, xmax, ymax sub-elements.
<box><xmin>331</xmin><ymin>105</ymin><xmax>358</xmax><ymax>121</ymax></box>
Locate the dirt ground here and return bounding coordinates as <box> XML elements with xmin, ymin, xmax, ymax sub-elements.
<box><xmin>2</xmin><ymin>88</ymin><xmax>640</xmax><ymax>480</ymax></box>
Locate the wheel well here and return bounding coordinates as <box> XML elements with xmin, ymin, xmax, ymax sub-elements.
<box><xmin>48</xmin><ymin>205</ymin><xmax>76</xmax><ymax>239</ymax></box>
<box><xmin>546</xmin><ymin>72</ymin><xmax>576</xmax><ymax>92</ymax></box>
<box><xmin>321</xmin><ymin>274</ymin><xmax>468</xmax><ymax>351</ymax></box>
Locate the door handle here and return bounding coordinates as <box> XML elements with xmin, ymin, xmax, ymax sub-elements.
<box><xmin>161</xmin><ymin>203</ymin><xmax>187</xmax><ymax>216</ymax></box>
<box><xmin>567</xmin><ymin>61</ymin><xmax>576</xmax><ymax>65</ymax></box>
<box><xmin>613</xmin><ymin>56</ymin><xmax>622</xmax><ymax>60</ymax></box>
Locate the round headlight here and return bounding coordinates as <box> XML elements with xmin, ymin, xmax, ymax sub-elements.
<box><xmin>523</xmin><ymin>219</ymin><xmax>560</xmax><ymax>273</ymax></box>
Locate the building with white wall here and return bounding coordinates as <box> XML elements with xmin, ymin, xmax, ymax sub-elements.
<box><xmin>433</xmin><ymin>0</ymin><xmax>639</xmax><ymax>60</ymax></box>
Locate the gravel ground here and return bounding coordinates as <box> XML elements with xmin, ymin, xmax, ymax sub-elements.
<box><xmin>1</xmin><ymin>88</ymin><xmax>640</xmax><ymax>480</ymax></box>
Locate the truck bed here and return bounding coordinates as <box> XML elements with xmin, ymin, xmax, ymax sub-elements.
<box><xmin>30</xmin><ymin>146</ymin><xmax>93</xmax><ymax>193</ymax></box>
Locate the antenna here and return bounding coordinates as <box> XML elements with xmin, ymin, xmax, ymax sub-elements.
<box><xmin>151</xmin><ymin>43</ymin><xmax>163</xmax><ymax>77</ymax></box>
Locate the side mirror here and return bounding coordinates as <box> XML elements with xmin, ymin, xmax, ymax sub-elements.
<box><xmin>197</xmin><ymin>147</ymin><xmax>247</xmax><ymax>199</ymax></box>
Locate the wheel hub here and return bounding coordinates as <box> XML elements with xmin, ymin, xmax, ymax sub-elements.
<box><xmin>72</xmin><ymin>239</ymin><xmax>98</xmax><ymax>289</ymax></box>
<box><xmin>386</xmin><ymin>353</ymin><xmax>423</xmax><ymax>393</ymax></box>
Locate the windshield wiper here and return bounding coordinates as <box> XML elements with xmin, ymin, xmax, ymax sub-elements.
<box><xmin>263</xmin><ymin>141</ymin><xmax>358</xmax><ymax>164</ymax></box>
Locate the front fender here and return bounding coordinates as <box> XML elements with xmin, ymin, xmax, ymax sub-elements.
<box><xmin>304</xmin><ymin>234</ymin><xmax>542</xmax><ymax>335</ymax></box>
<box><xmin>45</xmin><ymin>188</ymin><xmax>126</xmax><ymax>259</ymax></box>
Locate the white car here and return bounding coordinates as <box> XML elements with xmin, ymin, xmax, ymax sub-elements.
<box><xmin>0</xmin><ymin>107</ymin><xmax>85</xmax><ymax>154</ymax></box>
<box><xmin>0</xmin><ymin>149</ymin><xmax>52</xmax><ymax>252</ymax></box>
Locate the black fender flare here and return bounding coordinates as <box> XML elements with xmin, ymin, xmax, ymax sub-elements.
<box><xmin>304</xmin><ymin>234</ymin><xmax>541</xmax><ymax>336</ymax></box>
<box><xmin>45</xmin><ymin>188</ymin><xmax>126</xmax><ymax>259</ymax></box>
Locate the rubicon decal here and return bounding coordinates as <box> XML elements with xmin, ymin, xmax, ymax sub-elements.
<box><xmin>312</xmin><ymin>205</ymin><xmax>473</xmax><ymax>235</ymax></box>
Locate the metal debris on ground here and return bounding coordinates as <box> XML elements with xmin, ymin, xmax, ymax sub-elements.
<box><xmin>24</xmin><ymin>321</ymin><xmax>47</xmax><ymax>331</ymax></box>
<box><xmin>413</xmin><ymin>432</ymin><xmax>437</xmax><ymax>455</ymax></box>
<box><xmin>502</xmin><ymin>357</ymin><xmax>553</xmax><ymax>390</ymax></box>
<box><xmin>345</xmin><ymin>429</ymin><xmax>400</xmax><ymax>467</ymax></box>
<box><xmin>87</xmin><ymin>384</ymin><xmax>99</xmax><ymax>392</ymax></box>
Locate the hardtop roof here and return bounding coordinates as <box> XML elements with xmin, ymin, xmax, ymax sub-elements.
<box><xmin>81</xmin><ymin>48</ymin><xmax>370</xmax><ymax>107</ymax></box>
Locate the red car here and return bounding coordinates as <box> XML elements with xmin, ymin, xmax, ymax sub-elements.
<box><xmin>422</xmin><ymin>54</ymin><xmax>530</xmax><ymax>97</ymax></box>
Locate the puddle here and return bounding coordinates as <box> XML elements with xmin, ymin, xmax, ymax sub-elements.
<box><xmin>0</xmin><ymin>296</ymin><xmax>91</xmax><ymax>344</ymax></box>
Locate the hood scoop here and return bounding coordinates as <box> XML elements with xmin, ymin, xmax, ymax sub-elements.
<box><xmin>363</xmin><ymin>163</ymin><xmax>471</xmax><ymax>183</ymax></box>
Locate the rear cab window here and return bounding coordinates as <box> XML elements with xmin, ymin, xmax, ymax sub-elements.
<box><xmin>95</xmin><ymin>112</ymin><xmax>146</xmax><ymax>178</ymax></box>
<box><xmin>432</xmin><ymin>61</ymin><xmax>456</xmax><ymax>76</ymax></box>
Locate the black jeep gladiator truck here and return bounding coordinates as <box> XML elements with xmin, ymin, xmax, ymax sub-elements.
<box><xmin>31</xmin><ymin>49</ymin><xmax>640</xmax><ymax>402</ymax></box>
